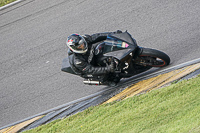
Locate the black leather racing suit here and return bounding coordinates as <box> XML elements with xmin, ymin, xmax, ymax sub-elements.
<box><xmin>68</xmin><ymin>31</ymin><xmax>120</xmax><ymax>76</ymax></box>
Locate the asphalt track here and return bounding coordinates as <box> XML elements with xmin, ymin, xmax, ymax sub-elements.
<box><xmin>0</xmin><ymin>0</ymin><xmax>200</xmax><ymax>128</ymax></box>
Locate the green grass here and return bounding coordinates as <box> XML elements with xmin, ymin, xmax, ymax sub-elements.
<box><xmin>24</xmin><ymin>75</ymin><xmax>200</xmax><ymax>133</ymax></box>
<box><xmin>0</xmin><ymin>0</ymin><xmax>16</xmax><ymax>7</ymax></box>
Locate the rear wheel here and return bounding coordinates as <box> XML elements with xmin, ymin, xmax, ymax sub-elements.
<box><xmin>134</xmin><ymin>48</ymin><xmax>170</xmax><ymax>67</ymax></box>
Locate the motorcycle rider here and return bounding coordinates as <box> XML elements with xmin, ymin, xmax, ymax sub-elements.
<box><xmin>66</xmin><ymin>30</ymin><xmax>122</xmax><ymax>83</ymax></box>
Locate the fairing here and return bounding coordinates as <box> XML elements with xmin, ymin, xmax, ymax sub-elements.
<box><xmin>61</xmin><ymin>57</ymin><xmax>77</xmax><ymax>75</ymax></box>
<box><xmin>95</xmin><ymin>31</ymin><xmax>138</xmax><ymax>60</ymax></box>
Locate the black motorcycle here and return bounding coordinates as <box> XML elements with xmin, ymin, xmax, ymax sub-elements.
<box><xmin>61</xmin><ymin>31</ymin><xmax>170</xmax><ymax>86</ymax></box>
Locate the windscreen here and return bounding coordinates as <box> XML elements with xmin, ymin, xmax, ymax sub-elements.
<box><xmin>102</xmin><ymin>37</ymin><xmax>130</xmax><ymax>54</ymax></box>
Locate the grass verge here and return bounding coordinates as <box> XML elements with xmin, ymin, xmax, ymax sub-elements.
<box><xmin>23</xmin><ymin>75</ymin><xmax>200</xmax><ymax>133</ymax></box>
<box><xmin>0</xmin><ymin>0</ymin><xmax>16</xmax><ymax>7</ymax></box>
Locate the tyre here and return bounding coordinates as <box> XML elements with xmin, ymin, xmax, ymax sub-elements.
<box><xmin>136</xmin><ymin>48</ymin><xmax>170</xmax><ymax>67</ymax></box>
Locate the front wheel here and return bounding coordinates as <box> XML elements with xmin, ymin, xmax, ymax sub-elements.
<box><xmin>134</xmin><ymin>48</ymin><xmax>170</xmax><ymax>67</ymax></box>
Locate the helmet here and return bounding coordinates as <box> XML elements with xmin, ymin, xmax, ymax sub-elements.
<box><xmin>66</xmin><ymin>34</ymin><xmax>88</xmax><ymax>54</ymax></box>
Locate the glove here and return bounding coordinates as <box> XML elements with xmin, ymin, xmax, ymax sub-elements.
<box><xmin>116</xmin><ymin>30</ymin><xmax>123</xmax><ymax>33</ymax></box>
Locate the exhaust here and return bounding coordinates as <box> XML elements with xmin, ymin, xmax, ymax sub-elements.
<box><xmin>83</xmin><ymin>79</ymin><xmax>101</xmax><ymax>85</ymax></box>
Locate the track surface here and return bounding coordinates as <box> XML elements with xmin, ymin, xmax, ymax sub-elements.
<box><xmin>0</xmin><ymin>0</ymin><xmax>200</xmax><ymax>127</ymax></box>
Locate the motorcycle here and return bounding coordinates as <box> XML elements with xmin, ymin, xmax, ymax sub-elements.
<box><xmin>61</xmin><ymin>31</ymin><xmax>170</xmax><ymax>86</ymax></box>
